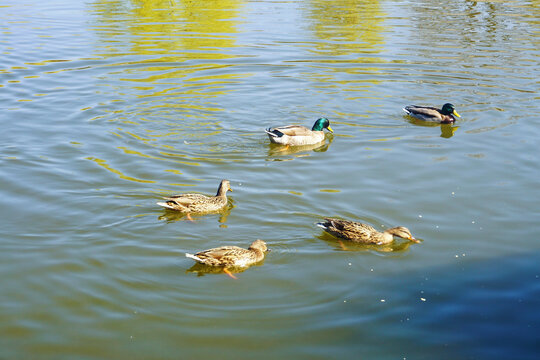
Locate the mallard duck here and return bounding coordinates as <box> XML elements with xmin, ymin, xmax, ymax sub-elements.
<box><xmin>403</xmin><ymin>103</ymin><xmax>461</xmax><ymax>124</ymax></box>
<box><xmin>265</xmin><ymin>117</ymin><xmax>333</xmax><ymax>146</ymax></box>
<box><xmin>317</xmin><ymin>218</ymin><xmax>419</xmax><ymax>245</ymax></box>
<box><xmin>186</xmin><ymin>239</ymin><xmax>269</xmax><ymax>267</ymax></box>
<box><xmin>157</xmin><ymin>179</ymin><xmax>231</xmax><ymax>213</ymax></box>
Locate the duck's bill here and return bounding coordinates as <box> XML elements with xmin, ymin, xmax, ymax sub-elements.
<box><xmin>327</xmin><ymin>125</ymin><xmax>334</xmax><ymax>133</ymax></box>
<box><xmin>409</xmin><ymin>236</ymin><xmax>421</xmax><ymax>243</ymax></box>
<box><xmin>453</xmin><ymin>110</ymin><xmax>461</xmax><ymax>118</ymax></box>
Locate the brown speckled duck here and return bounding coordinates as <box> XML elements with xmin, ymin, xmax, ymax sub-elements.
<box><xmin>157</xmin><ymin>179</ymin><xmax>231</xmax><ymax>213</ymax></box>
<box><xmin>186</xmin><ymin>240</ymin><xmax>269</xmax><ymax>267</ymax></box>
<box><xmin>403</xmin><ymin>103</ymin><xmax>461</xmax><ymax>124</ymax></box>
<box><xmin>317</xmin><ymin>218</ymin><xmax>419</xmax><ymax>245</ymax></box>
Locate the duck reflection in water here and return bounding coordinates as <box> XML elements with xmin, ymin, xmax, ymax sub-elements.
<box><xmin>158</xmin><ymin>202</ymin><xmax>233</xmax><ymax>226</ymax></box>
<box><xmin>405</xmin><ymin>117</ymin><xmax>459</xmax><ymax>139</ymax></box>
<box><xmin>267</xmin><ymin>134</ymin><xmax>333</xmax><ymax>158</ymax></box>
<box><xmin>186</xmin><ymin>262</ymin><xmax>266</xmax><ymax>279</ymax></box>
<box><xmin>318</xmin><ymin>231</ymin><xmax>418</xmax><ymax>253</ymax></box>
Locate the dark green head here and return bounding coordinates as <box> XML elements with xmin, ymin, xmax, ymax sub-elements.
<box><xmin>441</xmin><ymin>103</ymin><xmax>461</xmax><ymax>118</ymax></box>
<box><xmin>311</xmin><ymin>118</ymin><xmax>333</xmax><ymax>132</ymax></box>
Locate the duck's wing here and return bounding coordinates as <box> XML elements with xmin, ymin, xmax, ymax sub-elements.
<box><xmin>266</xmin><ymin>125</ymin><xmax>312</xmax><ymax>137</ymax></box>
<box><xmin>324</xmin><ymin>218</ymin><xmax>377</xmax><ymax>240</ymax></box>
<box><xmin>196</xmin><ymin>246</ymin><xmax>245</xmax><ymax>260</ymax></box>
<box><xmin>403</xmin><ymin>105</ymin><xmax>442</xmax><ymax>120</ymax></box>
<box><xmin>162</xmin><ymin>193</ymin><xmax>209</xmax><ymax>206</ymax></box>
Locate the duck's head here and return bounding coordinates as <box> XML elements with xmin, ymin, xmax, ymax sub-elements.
<box><xmin>387</xmin><ymin>226</ymin><xmax>420</xmax><ymax>243</ymax></box>
<box><xmin>218</xmin><ymin>179</ymin><xmax>232</xmax><ymax>194</ymax></box>
<box><xmin>312</xmin><ymin>117</ymin><xmax>333</xmax><ymax>133</ymax></box>
<box><xmin>249</xmin><ymin>239</ymin><xmax>269</xmax><ymax>252</ymax></box>
<box><xmin>441</xmin><ymin>103</ymin><xmax>461</xmax><ymax>118</ymax></box>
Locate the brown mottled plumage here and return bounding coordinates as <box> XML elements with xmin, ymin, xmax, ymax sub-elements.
<box><xmin>317</xmin><ymin>218</ymin><xmax>419</xmax><ymax>245</ymax></box>
<box><xmin>157</xmin><ymin>179</ymin><xmax>231</xmax><ymax>213</ymax></box>
<box><xmin>185</xmin><ymin>240</ymin><xmax>268</xmax><ymax>267</ymax></box>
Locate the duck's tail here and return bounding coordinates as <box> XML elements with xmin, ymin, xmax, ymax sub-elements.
<box><xmin>185</xmin><ymin>253</ymin><xmax>203</xmax><ymax>262</ymax></box>
<box><xmin>157</xmin><ymin>201</ymin><xmax>175</xmax><ymax>209</ymax></box>
<box><xmin>265</xmin><ymin>128</ymin><xmax>283</xmax><ymax>138</ymax></box>
<box><xmin>316</xmin><ymin>221</ymin><xmax>329</xmax><ymax>230</ymax></box>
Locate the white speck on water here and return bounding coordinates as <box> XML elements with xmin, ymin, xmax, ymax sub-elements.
<box><xmin>451</xmin><ymin>192</ymin><xmax>455</xmax><ymax>195</ymax></box>
<box><xmin>370</xmin><ymin>268</ymin><xmax>374</xmax><ymax>272</ymax></box>
<box><xmin>348</xmin><ymin>263</ymin><xmax>352</xmax><ymax>266</ymax></box>
<box><xmin>421</xmin><ymin>298</ymin><xmax>426</xmax><ymax>302</ymax></box>
<box><xmin>472</xmin><ymin>221</ymin><xmax>475</xmax><ymax>224</ymax></box>
<box><xmin>418</xmin><ymin>215</ymin><xmax>422</xmax><ymax>218</ymax></box>
<box><xmin>380</xmin><ymin>299</ymin><xmax>386</xmax><ymax>302</ymax></box>
<box><xmin>344</xmin><ymin>300</ymin><xmax>347</xmax><ymax>303</ymax></box>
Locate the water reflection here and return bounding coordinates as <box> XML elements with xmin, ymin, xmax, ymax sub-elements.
<box><xmin>266</xmin><ymin>135</ymin><xmax>333</xmax><ymax>158</ymax></box>
<box><xmin>87</xmin><ymin>0</ymin><xmax>248</xmax><ymax>183</ymax></box>
<box><xmin>306</xmin><ymin>0</ymin><xmax>385</xmax><ymax>56</ymax></box>
<box><xmin>406</xmin><ymin>117</ymin><xmax>460</xmax><ymax>138</ymax></box>
<box><xmin>318</xmin><ymin>232</ymin><xmax>416</xmax><ymax>254</ymax></box>
<box><xmin>158</xmin><ymin>202</ymin><xmax>234</xmax><ymax>227</ymax></box>
<box><xmin>186</xmin><ymin>261</ymin><xmax>265</xmax><ymax>278</ymax></box>
<box><xmin>303</xmin><ymin>0</ymin><xmax>387</xmax><ymax>94</ymax></box>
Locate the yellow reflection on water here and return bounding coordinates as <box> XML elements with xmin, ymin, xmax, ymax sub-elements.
<box><xmin>86</xmin><ymin>156</ymin><xmax>155</xmax><ymax>183</ymax></box>
<box><xmin>306</xmin><ymin>0</ymin><xmax>386</xmax><ymax>57</ymax></box>
<box><xmin>304</xmin><ymin>0</ymin><xmax>387</xmax><ymax>89</ymax></box>
<box><xmin>89</xmin><ymin>0</ymin><xmax>248</xmax><ymax>156</ymax></box>
<box><xmin>92</xmin><ymin>0</ymin><xmax>243</xmax><ymax>61</ymax></box>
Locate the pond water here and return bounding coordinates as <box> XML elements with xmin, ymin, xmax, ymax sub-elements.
<box><xmin>1</xmin><ymin>0</ymin><xmax>539</xmax><ymax>358</ymax></box>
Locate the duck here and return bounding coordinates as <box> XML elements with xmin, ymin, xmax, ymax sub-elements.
<box><xmin>403</xmin><ymin>103</ymin><xmax>461</xmax><ymax>124</ymax></box>
<box><xmin>186</xmin><ymin>239</ymin><xmax>269</xmax><ymax>268</ymax></box>
<box><xmin>157</xmin><ymin>179</ymin><xmax>231</xmax><ymax>214</ymax></box>
<box><xmin>265</xmin><ymin>117</ymin><xmax>333</xmax><ymax>146</ymax></box>
<box><xmin>317</xmin><ymin>218</ymin><xmax>419</xmax><ymax>245</ymax></box>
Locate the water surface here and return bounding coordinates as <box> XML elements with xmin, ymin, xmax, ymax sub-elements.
<box><xmin>1</xmin><ymin>0</ymin><xmax>539</xmax><ymax>359</ymax></box>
